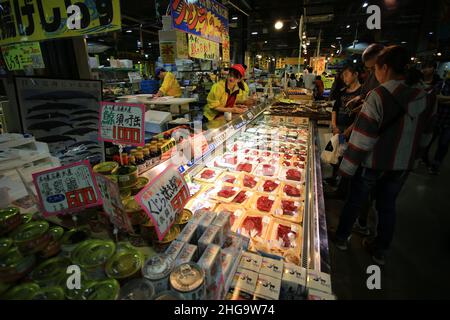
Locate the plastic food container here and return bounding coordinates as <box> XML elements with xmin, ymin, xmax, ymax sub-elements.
<box><xmin>0</xmin><ymin>247</ymin><xmax>36</xmax><ymax>283</ymax></box>
<box><xmin>39</xmin><ymin>226</ymin><xmax>64</xmax><ymax>259</ymax></box>
<box><xmin>60</xmin><ymin>228</ymin><xmax>91</xmax><ymax>257</ymax></box>
<box><xmin>12</xmin><ymin>221</ymin><xmax>51</xmax><ymax>255</ymax></box>
<box><xmin>81</xmin><ymin>279</ymin><xmax>120</xmax><ymax>300</ymax></box>
<box><xmin>273</xmin><ymin>198</ymin><xmax>304</xmax><ymax>225</ymax></box>
<box><xmin>237</xmin><ymin>210</ymin><xmax>271</xmax><ymax>240</ymax></box>
<box><xmin>30</xmin><ymin>256</ymin><xmax>71</xmax><ymax>287</ymax></box>
<box><xmin>31</xmin><ymin>286</ymin><xmax>65</xmax><ymax>300</ymax></box>
<box><xmin>0</xmin><ymin>237</ymin><xmax>13</xmax><ymax>257</ymax></box>
<box><xmin>112</xmin><ymin>165</ymin><xmax>138</xmax><ymax>189</ymax></box>
<box><xmin>105</xmin><ymin>242</ymin><xmax>144</xmax><ymax>281</ymax></box>
<box><xmin>248</xmin><ymin>193</ymin><xmax>277</xmax><ymax>215</ymax></box>
<box><xmin>119</xmin><ymin>278</ymin><xmax>155</xmax><ymax>300</ymax></box>
<box><xmin>214</xmin><ymin>204</ymin><xmax>246</xmax><ymax>232</ymax></box>
<box><xmin>217</xmin><ymin>171</ymin><xmax>241</xmax><ymax>185</ymax></box>
<box><xmin>142</xmin><ymin>254</ymin><xmax>175</xmax><ymax>294</ymax></box>
<box><xmin>210</xmin><ymin>184</ymin><xmax>241</xmax><ymax>203</ymax></box>
<box><xmin>93</xmin><ymin>161</ymin><xmax>119</xmax><ymax>175</ymax></box>
<box><xmin>257</xmin><ymin>178</ymin><xmax>281</xmax><ymax>195</ymax></box>
<box><xmin>0</xmin><ymin>207</ymin><xmax>23</xmax><ymax>236</ymax></box>
<box><xmin>3</xmin><ymin>282</ymin><xmax>40</xmax><ymax>300</ymax></box>
<box><xmin>71</xmin><ymin>240</ymin><xmax>116</xmax><ymax>280</ymax></box>
<box><xmin>122</xmin><ymin>197</ymin><xmax>148</xmax><ymax>226</ymax></box>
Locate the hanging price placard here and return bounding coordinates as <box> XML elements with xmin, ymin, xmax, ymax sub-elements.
<box><xmin>32</xmin><ymin>161</ymin><xmax>102</xmax><ymax>217</ymax></box>
<box><xmin>135</xmin><ymin>165</ymin><xmax>191</xmax><ymax>241</ymax></box>
<box><xmin>99</xmin><ymin>102</ymin><xmax>146</xmax><ymax>147</ymax></box>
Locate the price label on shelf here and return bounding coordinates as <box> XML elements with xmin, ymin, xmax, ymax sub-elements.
<box><xmin>32</xmin><ymin>161</ymin><xmax>102</xmax><ymax>217</ymax></box>
<box><xmin>135</xmin><ymin>165</ymin><xmax>191</xmax><ymax>241</ymax></box>
<box><xmin>99</xmin><ymin>102</ymin><xmax>145</xmax><ymax>147</ymax></box>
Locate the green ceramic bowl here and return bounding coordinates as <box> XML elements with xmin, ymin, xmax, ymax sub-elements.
<box><xmin>0</xmin><ymin>207</ymin><xmax>22</xmax><ymax>236</ymax></box>
<box><xmin>3</xmin><ymin>282</ymin><xmax>40</xmax><ymax>300</ymax></box>
<box><xmin>31</xmin><ymin>286</ymin><xmax>65</xmax><ymax>300</ymax></box>
<box><xmin>105</xmin><ymin>243</ymin><xmax>144</xmax><ymax>280</ymax></box>
<box><xmin>71</xmin><ymin>240</ymin><xmax>116</xmax><ymax>269</ymax></box>
<box><xmin>82</xmin><ymin>279</ymin><xmax>120</xmax><ymax>300</ymax></box>
<box><xmin>30</xmin><ymin>257</ymin><xmax>71</xmax><ymax>287</ymax></box>
<box><xmin>0</xmin><ymin>247</ymin><xmax>36</xmax><ymax>283</ymax></box>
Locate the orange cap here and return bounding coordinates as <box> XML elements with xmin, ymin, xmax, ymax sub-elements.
<box><xmin>230</xmin><ymin>64</ymin><xmax>246</xmax><ymax>78</ymax></box>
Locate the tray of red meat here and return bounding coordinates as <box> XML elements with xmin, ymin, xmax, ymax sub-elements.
<box><xmin>242</xmin><ymin>174</ymin><xmax>259</xmax><ymax>189</ymax></box>
<box><xmin>236</xmin><ymin>162</ymin><xmax>254</xmax><ymax>173</ymax></box>
<box><xmin>276</xmin><ymin>224</ymin><xmax>298</xmax><ymax>248</ymax></box>
<box><xmin>238</xmin><ymin>213</ymin><xmax>270</xmax><ymax>238</ymax></box>
<box><xmin>281</xmin><ymin>183</ymin><xmax>302</xmax><ymax>198</ymax></box>
<box><xmin>282</xmin><ymin>161</ymin><xmax>291</xmax><ymax>167</ymax></box>
<box><xmin>283</xmin><ymin>154</ymin><xmax>294</xmax><ymax>160</ymax></box>
<box><xmin>259</xmin><ymin>179</ymin><xmax>280</xmax><ymax>193</ymax></box>
<box><xmin>292</xmin><ymin>162</ymin><xmax>305</xmax><ymax>169</ymax></box>
<box><xmin>219</xmin><ymin>172</ymin><xmax>239</xmax><ymax>184</ymax></box>
<box><xmin>280</xmin><ymin>200</ymin><xmax>299</xmax><ymax>216</ymax></box>
<box><xmin>195</xmin><ymin>168</ymin><xmax>222</xmax><ymax>183</ymax></box>
<box><xmin>255</xmin><ymin>164</ymin><xmax>279</xmax><ymax>177</ymax></box>
<box><xmin>279</xmin><ymin>167</ymin><xmax>303</xmax><ymax>182</ymax></box>
<box><xmin>255</xmin><ymin>195</ymin><xmax>275</xmax><ymax>213</ymax></box>
<box><xmin>232</xmin><ymin>190</ymin><xmax>252</xmax><ymax>205</ymax></box>
<box><xmin>212</xmin><ymin>185</ymin><xmax>240</xmax><ymax>202</ymax></box>
<box><xmin>214</xmin><ymin>204</ymin><xmax>245</xmax><ymax>232</ymax></box>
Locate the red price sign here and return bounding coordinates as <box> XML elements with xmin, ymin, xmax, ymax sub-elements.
<box><xmin>135</xmin><ymin>165</ymin><xmax>191</xmax><ymax>241</ymax></box>
<box><xmin>32</xmin><ymin>161</ymin><xmax>102</xmax><ymax>217</ymax></box>
<box><xmin>99</xmin><ymin>102</ymin><xmax>145</xmax><ymax>146</ymax></box>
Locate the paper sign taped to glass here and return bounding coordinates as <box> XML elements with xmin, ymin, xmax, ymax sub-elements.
<box><xmin>135</xmin><ymin>165</ymin><xmax>191</xmax><ymax>241</ymax></box>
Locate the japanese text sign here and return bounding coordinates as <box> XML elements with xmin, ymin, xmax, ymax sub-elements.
<box><xmin>0</xmin><ymin>0</ymin><xmax>122</xmax><ymax>46</ymax></box>
<box><xmin>99</xmin><ymin>102</ymin><xmax>145</xmax><ymax>147</ymax></box>
<box><xmin>1</xmin><ymin>41</ymin><xmax>44</xmax><ymax>70</ymax></box>
<box><xmin>95</xmin><ymin>174</ymin><xmax>133</xmax><ymax>233</ymax></box>
<box><xmin>135</xmin><ymin>165</ymin><xmax>191</xmax><ymax>241</ymax></box>
<box><xmin>188</xmin><ymin>34</ymin><xmax>220</xmax><ymax>61</ymax></box>
<box><xmin>32</xmin><ymin>161</ymin><xmax>102</xmax><ymax>217</ymax></box>
<box><xmin>160</xmin><ymin>42</ymin><xmax>176</xmax><ymax>64</ymax></box>
<box><xmin>171</xmin><ymin>0</ymin><xmax>229</xmax><ymax>44</ymax></box>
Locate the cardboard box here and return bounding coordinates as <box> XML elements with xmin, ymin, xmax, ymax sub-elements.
<box><xmin>212</xmin><ymin>211</ymin><xmax>231</xmax><ymax>246</ymax></box>
<box><xmin>177</xmin><ymin>221</ymin><xmax>199</xmax><ymax>244</ymax></box>
<box><xmin>231</xmin><ymin>267</ymin><xmax>259</xmax><ymax>295</ymax></box>
<box><xmin>165</xmin><ymin>240</ymin><xmax>185</xmax><ymax>262</ymax></box>
<box><xmin>176</xmin><ymin>244</ymin><xmax>198</xmax><ymax>266</ymax></box>
<box><xmin>254</xmin><ymin>274</ymin><xmax>282</xmax><ymax>300</ymax></box>
<box><xmin>239</xmin><ymin>251</ymin><xmax>263</xmax><ymax>273</ymax></box>
<box><xmin>281</xmin><ymin>263</ymin><xmax>307</xmax><ymax>299</ymax></box>
<box><xmin>260</xmin><ymin>257</ymin><xmax>284</xmax><ymax>280</ymax></box>
<box><xmin>306</xmin><ymin>270</ymin><xmax>332</xmax><ymax>294</ymax></box>
<box><xmin>198</xmin><ymin>225</ymin><xmax>221</xmax><ymax>255</ymax></box>
<box><xmin>197</xmin><ymin>244</ymin><xmax>223</xmax><ymax>300</ymax></box>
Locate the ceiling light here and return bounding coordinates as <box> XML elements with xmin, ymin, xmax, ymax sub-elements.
<box><xmin>275</xmin><ymin>21</ymin><xmax>283</xmax><ymax>30</ymax></box>
<box><xmin>363</xmin><ymin>2</ymin><xmax>368</xmax><ymax>8</ymax></box>
<box><xmin>353</xmin><ymin>59</ymin><xmax>357</xmax><ymax>63</ymax></box>
<box><xmin>291</xmin><ymin>26</ymin><xmax>297</xmax><ymax>30</ymax></box>
<box><xmin>107</xmin><ymin>58</ymin><xmax>110</xmax><ymax>61</ymax></box>
<box><xmin>331</xmin><ymin>53</ymin><xmax>334</xmax><ymax>57</ymax></box>
<box><xmin>145</xmin><ymin>54</ymin><xmax>149</xmax><ymax>58</ymax></box>
<box><xmin>411</xmin><ymin>57</ymin><xmax>415</xmax><ymax>61</ymax></box>
<box><xmin>336</xmin><ymin>50</ymin><xmax>340</xmax><ymax>54</ymax></box>
<box><xmin>252</xmin><ymin>32</ymin><xmax>258</xmax><ymax>35</ymax></box>
<box><xmin>272</xmin><ymin>58</ymin><xmax>276</xmax><ymax>61</ymax></box>
<box><xmin>331</xmin><ymin>44</ymin><xmax>336</xmax><ymax>48</ymax></box>
<box><xmin>336</xmin><ymin>36</ymin><xmax>342</xmax><ymax>40</ymax></box>
<box><xmin>136</xmin><ymin>50</ymin><xmax>139</xmax><ymax>53</ymax></box>
<box><xmin>98</xmin><ymin>39</ymin><xmax>104</xmax><ymax>42</ymax></box>
<box><xmin>429</xmin><ymin>32</ymin><xmax>434</xmax><ymax>35</ymax></box>
<box><xmin>264</xmin><ymin>41</ymin><xmax>268</xmax><ymax>44</ymax></box>
<box><xmin>302</xmin><ymin>35</ymin><xmax>306</xmax><ymax>39</ymax></box>
<box><xmin>138</xmin><ymin>61</ymin><xmax>141</xmax><ymax>64</ymax></box>
<box><xmin>437</xmin><ymin>52</ymin><xmax>442</xmax><ymax>56</ymax></box>
<box><xmin>346</xmin><ymin>25</ymin><xmax>350</xmax><ymax>29</ymax></box>
<box><xmin>401</xmin><ymin>41</ymin><xmax>407</xmax><ymax>44</ymax></box>
<box><xmin>232</xmin><ymin>16</ymin><xmax>238</xmax><ymax>20</ymax></box>
<box><xmin>126</xmin><ymin>30</ymin><xmax>132</xmax><ymax>33</ymax></box>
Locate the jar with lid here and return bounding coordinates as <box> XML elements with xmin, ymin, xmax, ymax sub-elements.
<box><xmin>143</xmin><ymin>148</ymin><xmax>152</xmax><ymax>169</ymax></box>
<box><xmin>135</xmin><ymin>152</ymin><xmax>146</xmax><ymax>174</ymax></box>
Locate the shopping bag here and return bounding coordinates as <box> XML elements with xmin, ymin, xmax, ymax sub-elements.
<box><xmin>321</xmin><ymin>134</ymin><xmax>342</xmax><ymax>165</ymax></box>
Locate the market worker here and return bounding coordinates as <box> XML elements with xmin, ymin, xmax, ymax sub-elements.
<box><xmin>203</xmin><ymin>64</ymin><xmax>248</xmax><ymax>122</ymax></box>
<box><xmin>154</xmin><ymin>68</ymin><xmax>182</xmax><ymax>98</ymax></box>
<box><xmin>237</xmin><ymin>64</ymin><xmax>257</xmax><ymax>106</ymax></box>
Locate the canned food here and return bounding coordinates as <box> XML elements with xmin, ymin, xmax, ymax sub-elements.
<box><xmin>142</xmin><ymin>254</ymin><xmax>174</xmax><ymax>294</ymax></box>
<box><xmin>0</xmin><ymin>247</ymin><xmax>36</xmax><ymax>283</ymax></box>
<box><xmin>93</xmin><ymin>162</ymin><xmax>119</xmax><ymax>175</ymax></box>
<box><xmin>154</xmin><ymin>225</ymin><xmax>180</xmax><ymax>252</ymax></box>
<box><xmin>112</xmin><ymin>165</ymin><xmax>138</xmax><ymax>188</ymax></box>
<box><xmin>175</xmin><ymin>209</ymin><xmax>193</xmax><ymax>229</ymax></box>
<box><xmin>119</xmin><ymin>278</ymin><xmax>155</xmax><ymax>300</ymax></box>
<box><xmin>170</xmin><ymin>262</ymin><xmax>205</xmax><ymax>300</ymax></box>
<box><xmin>153</xmin><ymin>290</ymin><xmax>185</xmax><ymax>300</ymax></box>
<box><xmin>0</xmin><ymin>237</ymin><xmax>13</xmax><ymax>257</ymax></box>
<box><xmin>29</xmin><ymin>257</ymin><xmax>71</xmax><ymax>287</ymax></box>
<box><xmin>60</xmin><ymin>228</ymin><xmax>91</xmax><ymax>257</ymax></box>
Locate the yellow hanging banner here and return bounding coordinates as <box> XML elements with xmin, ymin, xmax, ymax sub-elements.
<box><xmin>188</xmin><ymin>34</ymin><xmax>220</xmax><ymax>61</ymax></box>
<box><xmin>0</xmin><ymin>0</ymin><xmax>122</xmax><ymax>46</ymax></box>
<box><xmin>1</xmin><ymin>41</ymin><xmax>45</xmax><ymax>70</ymax></box>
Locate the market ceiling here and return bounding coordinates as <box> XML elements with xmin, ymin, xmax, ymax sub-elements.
<box><xmin>88</xmin><ymin>0</ymin><xmax>441</xmax><ymax>60</ymax></box>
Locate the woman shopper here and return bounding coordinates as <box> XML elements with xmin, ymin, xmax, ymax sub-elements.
<box><xmin>289</xmin><ymin>73</ymin><xmax>298</xmax><ymax>88</ymax></box>
<box><xmin>334</xmin><ymin>46</ymin><xmax>435</xmax><ymax>266</ymax></box>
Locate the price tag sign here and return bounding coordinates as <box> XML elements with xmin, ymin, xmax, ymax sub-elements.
<box><xmin>135</xmin><ymin>165</ymin><xmax>191</xmax><ymax>241</ymax></box>
<box><xmin>99</xmin><ymin>102</ymin><xmax>145</xmax><ymax>147</ymax></box>
<box><xmin>32</xmin><ymin>161</ymin><xmax>102</xmax><ymax>217</ymax></box>
<box><xmin>95</xmin><ymin>174</ymin><xmax>133</xmax><ymax>233</ymax></box>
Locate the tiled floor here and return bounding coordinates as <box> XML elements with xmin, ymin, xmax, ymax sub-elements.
<box><xmin>320</xmin><ymin>128</ymin><xmax>450</xmax><ymax>299</ymax></box>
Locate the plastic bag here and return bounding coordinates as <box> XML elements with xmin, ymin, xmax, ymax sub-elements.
<box><xmin>321</xmin><ymin>134</ymin><xmax>346</xmax><ymax>165</ymax></box>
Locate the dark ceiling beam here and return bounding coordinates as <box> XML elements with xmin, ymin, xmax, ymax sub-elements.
<box><xmin>121</xmin><ymin>15</ymin><xmax>159</xmax><ymax>35</ymax></box>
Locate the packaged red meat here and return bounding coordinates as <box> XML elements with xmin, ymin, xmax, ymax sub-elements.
<box><xmin>236</xmin><ymin>162</ymin><xmax>254</xmax><ymax>174</ymax></box>
<box><xmin>248</xmin><ymin>193</ymin><xmax>277</xmax><ymax>215</ymax></box>
<box><xmin>213</xmin><ymin>153</ymin><xmax>239</xmax><ymax>169</ymax></box>
<box><xmin>237</xmin><ymin>210</ymin><xmax>271</xmax><ymax>239</ymax></box>
<box><xmin>279</xmin><ymin>167</ymin><xmax>303</xmax><ymax>183</ymax></box>
<box><xmin>273</xmin><ymin>198</ymin><xmax>303</xmax><ymax>224</ymax></box>
<box><xmin>261</xmin><ymin>151</ymin><xmax>272</xmax><ymax>157</ymax></box>
<box><xmin>292</xmin><ymin>162</ymin><xmax>305</xmax><ymax>169</ymax></box>
<box><xmin>210</xmin><ymin>184</ymin><xmax>241</xmax><ymax>203</ymax></box>
<box><xmin>218</xmin><ymin>172</ymin><xmax>241</xmax><ymax>185</ymax></box>
<box><xmin>254</xmin><ymin>163</ymin><xmax>280</xmax><ymax>178</ymax></box>
<box><xmin>184</xmin><ymin>196</ymin><xmax>218</xmax><ymax>214</ymax></box>
<box><xmin>257</xmin><ymin>179</ymin><xmax>281</xmax><ymax>194</ymax></box>
<box><xmin>194</xmin><ymin>167</ymin><xmax>223</xmax><ymax>183</ymax></box>
<box><xmin>214</xmin><ymin>204</ymin><xmax>246</xmax><ymax>232</ymax></box>
<box><xmin>279</xmin><ymin>182</ymin><xmax>303</xmax><ymax>199</ymax></box>
<box><xmin>282</xmin><ymin>160</ymin><xmax>291</xmax><ymax>167</ymax></box>
<box><xmin>231</xmin><ymin>190</ymin><xmax>253</xmax><ymax>206</ymax></box>
<box><xmin>240</xmin><ymin>174</ymin><xmax>260</xmax><ymax>189</ymax></box>
<box><xmin>267</xmin><ymin>219</ymin><xmax>302</xmax><ymax>257</ymax></box>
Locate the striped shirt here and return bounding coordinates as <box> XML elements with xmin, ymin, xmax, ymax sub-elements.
<box><xmin>339</xmin><ymin>80</ymin><xmax>435</xmax><ymax>177</ymax></box>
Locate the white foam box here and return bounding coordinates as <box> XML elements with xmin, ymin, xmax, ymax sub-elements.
<box><xmin>196</xmin><ymin>211</ymin><xmax>217</xmax><ymax>239</ymax></box>
<box><xmin>176</xmin><ymin>244</ymin><xmax>198</xmax><ymax>266</ymax></box>
<box><xmin>307</xmin><ymin>288</ymin><xmax>336</xmax><ymax>300</ymax></box>
<box><xmin>306</xmin><ymin>269</ymin><xmax>332</xmax><ymax>294</ymax></box>
<box><xmin>198</xmin><ymin>225</ymin><xmax>221</xmax><ymax>255</ymax></box>
<box><xmin>144</xmin><ymin>110</ymin><xmax>172</xmax><ymax>133</ymax></box>
<box><xmin>176</xmin><ymin>221</ymin><xmax>199</xmax><ymax>244</ymax></box>
<box><xmin>197</xmin><ymin>244</ymin><xmax>224</xmax><ymax>300</ymax></box>
<box><xmin>253</xmin><ymin>273</ymin><xmax>282</xmax><ymax>300</ymax></box>
<box><xmin>231</xmin><ymin>267</ymin><xmax>259</xmax><ymax>295</ymax></box>
<box><xmin>165</xmin><ymin>240</ymin><xmax>185</xmax><ymax>262</ymax></box>
<box><xmin>281</xmin><ymin>263</ymin><xmax>307</xmax><ymax>299</ymax></box>
<box><xmin>259</xmin><ymin>257</ymin><xmax>284</xmax><ymax>280</ymax></box>
<box><xmin>212</xmin><ymin>211</ymin><xmax>231</xmax><ymax>247</ymax></box>
<box><xmin>239</xmin><ymin>251</ymin><xmax>263</xmax><ymax>273</ymax></box>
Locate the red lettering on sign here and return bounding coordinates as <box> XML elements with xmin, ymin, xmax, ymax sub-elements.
<box><xmin>66</xmin><ymin>187</ymin><xmax>97</xmax><ymax>209</ymax></box>
<box><xmin>113</xmin><ymin>126</ymin><xmax>141</xmax><ymax>144</ymax></box>
<box><xmin>170</xmin><ymin>187</ymin><xmax>190</xmax><ymax>214</ymax></box>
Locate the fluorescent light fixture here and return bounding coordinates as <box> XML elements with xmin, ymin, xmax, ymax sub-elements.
<box><xmin>275</xmin><ymin>21</ymin><xmax>283</xmax><ymax>30</ymax></box>
<box><xmin>291</xmin><ymin>26</ymin><xmax>297</xmax><ymax>30</ymax></box>
<box><xmin>138</xmin><ymin>61</ymin><xmax>141</xmax><ymax>64</ymax></box>
<box><xmin>232</xmin><ymin>16</ymin><xmax>238</xmax><ymax>20</ymax></box>
<box><xmin>336</xmin><ymin>50</ymin><xmax>340</xmax><ymax>54</ymax></box>
<box><xmin>401</xmin><ymin>41</ymin><xmax>407</xmax><ymax>44</ymax></box>
<box><xmin>126</xmin><ymin>30</ymin><xmax>132</xmax><ymax>33</ymax></box>
<box><xmin>272</xmin><ymin>58</ymin><xmax>276</xmax><ymax>61</ymax></box>
<box><xmin>252</xmin><ymin>32</ymin><xmax>258</xmax><ymax>35</ymax></box>
<box><xmin>331</xmin><ymin>44</ymin><xmax>336</xmax><ymax>48</ymax></box>
<box><xmin>136</xmin><ymin>50</ymin><xmax>139</xmax><ymax>53</ymax></box>
<box><xmin>429</xmin><ymin>32</ymin><xmax>434</xmax><ymax>35</ymax></box>
<box><xmin>336</xmin><ymin>36</ymin><xmax>342</xmax><ymax>40</ymax></box>
<box><xmin>363</xmin><ymin>2</ymin><xmax>368</xmax><ymax>8</ymax></box>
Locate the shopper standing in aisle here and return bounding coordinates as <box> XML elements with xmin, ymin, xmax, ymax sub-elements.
<box><xmin>422</xmin><ymin>64</ymin><xmax>450</xmax><ymax>175</ymax></box>
<box><xmin>334</xmin><ymin>46</ymin><xmax>435</xmax><ymax>265</ymax></box>
<box><xmin>314</xmin><ymin>75</ymin><xmax>325</xmax><ymax>100</ymax></box>
<box><xmin>289</xmin><ymin>73</ymin><xmax>298</xmax><ymax>88</ymax></box>
<box><xmin>154</xmin><ymin>68</ymin><xmax>182</xmax><ymax>98</ymax></box>
<box><xmin>203</xmin><ymin>64</ymin><xmax>248</xmax><ymax>122</ymax></box>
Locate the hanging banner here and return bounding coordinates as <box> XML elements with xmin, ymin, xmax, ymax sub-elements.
<box><xmin>135</xmin><ymin>165</ymin><xmax>190</xmax><ymax>241</ymax></box>
<box><xmin>1</xmin><ymin>42</ymin><xmax>44</xmax><ymax>71</ymax></box>
<box><xmin>176</xmin><ymin>31</ymin><xmax>189</xmax><ymax>59</ymax></box>
<box><xmin>222</xmin><ymin>34</ymin><xmax>230</xmax><ymax>63</ymax></box>
<box><xmin>188</xmin><ymin>34</ymin><xmax>220</xmax><ymax>61</ymax></box>
<box><xmin>311</xmin><ymin>57</ymin><xmax>326</xmax><ymax>75</ymax></box>
<box><xmin>170</xmin><ymin>0</ymin><xmax>229</xmax><ymax>44</ymax></box>
<box><xmin>160</xmin><ymin>42</ymin><xmax>176</xmax><ymax>64</ymax></box>
<box><xmin>0</xmin><ymin>0</ymin><xmax>122</xmax><ymax>46</ymax></box>
<box><xmin>99</xmin><ymin>102</ymin><xmax>145</xmax><ymax>147</ymax></box>
<box><xmin>32</xmin><ymin>161</ymin><xmax>102</xmax><ymax>217</ymax></box>
<box><xmin>95</xmin><ymin>174</ymin><xmax>133</xmax><ymax>233</ymax></box>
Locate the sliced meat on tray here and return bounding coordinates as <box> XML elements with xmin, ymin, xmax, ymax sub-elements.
<box><xmin>257</xmin><ymin>196</ymin><xmax>274</xmax><ymax>212</ymax></box>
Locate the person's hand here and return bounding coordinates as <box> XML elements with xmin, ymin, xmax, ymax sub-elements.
<box><xmin>332</xmin><ymin>126</ymin><xmax>340</xmax><ymax>135</ymax></box>
<box><xmin>233</xmin><ymin>107</ymin><xmax>247</xmax><ymax>114</ymax></box>
<box><xmin>343</xmin><ymin>127</ymin><xmax>353</xmax><ymax>139</ymax></box>
<box><xmin>154</xmin><ymin>91</ymin><xmax>162</xmax><ymax>98</ymax></box>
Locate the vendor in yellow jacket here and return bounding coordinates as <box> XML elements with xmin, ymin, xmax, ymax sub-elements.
<box><xmin>154</xmin><ymin>68</ymin><xmax>182</xmax><ymax>98</ymax></box>
<box><xmin>203</xmin><ymin>64</ymin><xmax>248</xmax><ymax>122</ymax></box>
<box><xmin>237</xmin><ymin>64</ymin><xmax>256</xmax><ymax>106</ymax></box>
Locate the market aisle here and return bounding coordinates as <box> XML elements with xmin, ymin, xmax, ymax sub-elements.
<box><xmin>325</xmin><ymin>152</ymin><xmax>450</xmax><ymax>299</ymax></box>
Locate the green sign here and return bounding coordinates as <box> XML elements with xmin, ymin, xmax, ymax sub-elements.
<box><xmin>1</xmin><ymin>42</ymin><xmax>45</xmax><ymax>71</ymax></box>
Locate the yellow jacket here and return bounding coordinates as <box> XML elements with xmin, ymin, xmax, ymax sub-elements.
<box><xmin>203</xmin><ymin>80</ymin><xmax>240</xmax><ymax>121</ymax></box>
<box><xmin>237</xmin><ymin>81</ymin><xmax>249</xmax><ymax>103</ymax></box>
<box><xmin>159</xmin><ymin>72</ymin><xmax>182</xmax><ymax>97</ymax></box>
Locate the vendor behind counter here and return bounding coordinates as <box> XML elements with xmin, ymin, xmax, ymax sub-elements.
<box><xmin>154</xmin><ymin>68</ymin><xmax>182</xmax><ymax>98</ymax></box>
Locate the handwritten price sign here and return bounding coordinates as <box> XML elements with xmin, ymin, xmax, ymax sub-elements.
<box><xmin>135</xmin><ymin>165</ymin><xmax>191</xmax><ymax>241</ymax></box>
<box><xmin>188</xmin><ymin>34</ymin><xmax>220</xmax><ymax>61</ymax></box>
<box><xmin>99</xmin><ymin>102</ymin><xmax>145</xmax><ymax>147</ymax></box>
<box><xmin>32</xmin><ymin>161</ymin><xmax>102</xmax><ymax>217</ymax></box>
